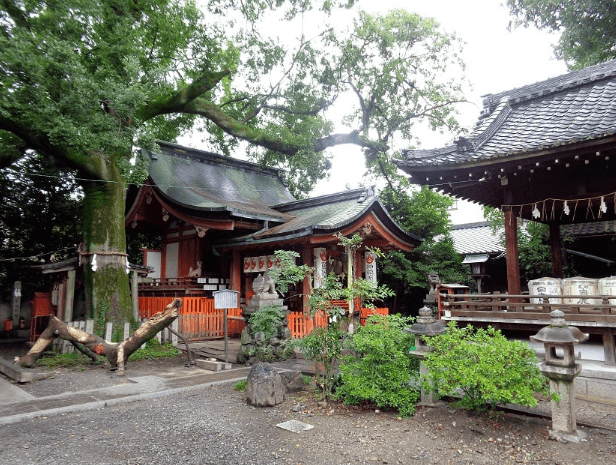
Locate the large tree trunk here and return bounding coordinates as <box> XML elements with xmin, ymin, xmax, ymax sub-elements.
<box><xmin>80</xmin><ymin>158</ymin><xmax>132</xmax><ymax>326</ymax></box>
<box><xmin>16</xmin><ymin>298</ymin><xmax>182</xmax><ymax>376</ymax></box>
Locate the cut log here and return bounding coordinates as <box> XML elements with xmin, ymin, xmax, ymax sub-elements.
<box><xmin>15</xmin><ymin>298</ymin><xmax>182</xmax><ymax>376</ymax></box>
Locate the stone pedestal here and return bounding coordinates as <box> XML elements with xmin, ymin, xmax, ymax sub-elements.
<box><xmin>531</xmin><ymin>310</ymin><xmax>589</xmax><ymax>443</ymax></box>
<box><xmin>406</xmin><ymin>306</ymin><xmax>447</xmax><ymax>407</ymax></box>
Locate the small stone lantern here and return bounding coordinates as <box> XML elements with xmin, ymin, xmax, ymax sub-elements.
<box><xmin>406</xmin><ymin>306</ymin><xmax>447</xmax><ymax>406</ymax></box>
<box><xmin>530</xmin><ymin>310</ymin><xmax>589</xmax><ymax>443</ymax></box>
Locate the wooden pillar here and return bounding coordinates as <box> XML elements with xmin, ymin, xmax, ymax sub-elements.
<box><xmin>549</xmin><ymin>223</ymin><xmax>564</xmax><ymax>278</ymax></box>
<box><xmin>230</xmin><ymin>249</ymin><xmax>241</xmax><ymax>294</ymax></box>
<box><xmin>301</xmin><ymin>248</ymin><xmax>313</xmax><ymax>314</ymax></box>
<box><xmin>64</xmin><ymin>270</ymin><xmax>76</xmax><ymax>322</ymax></box>
<box><xmin>130</xmin><ymin>270</ymin><xmax>139</xmax><ymax>321</ymax></box>
<box><xmin>603</xmin><ymin>329</ymin><xmax>616</xmax><ymax>366</ymax></box>
<box><xmin>504</xmin><ymin>209</ymin><xmax>521</xmax><ymax>297</ymax></box>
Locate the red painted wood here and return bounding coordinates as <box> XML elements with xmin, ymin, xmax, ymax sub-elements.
<box><xmin>504</xmin><ymin>210</ymin><xmax>521</xmax><ymax>297</ymax></box>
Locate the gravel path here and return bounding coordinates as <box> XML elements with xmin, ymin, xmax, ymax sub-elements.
<box><xmin>2</xmin><ymin>378</ymin><xmax>616</xmax><ymax>465</ymax></box>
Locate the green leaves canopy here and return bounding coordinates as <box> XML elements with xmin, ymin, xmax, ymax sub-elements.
<box><xmin>507</xmin><ymin>0</ymin><xmax>616</xmax><ymax>69</ymax></box>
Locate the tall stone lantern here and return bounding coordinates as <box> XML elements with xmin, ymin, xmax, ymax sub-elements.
<box><xmin>530</xmin><ymin>310</ymin><xmax>589</xmax><ymax>443</ymax></box>
<box><xmin>405</xmin><ymin>306</ymin><xmax>447</xmax><ymax>406</ymax></box>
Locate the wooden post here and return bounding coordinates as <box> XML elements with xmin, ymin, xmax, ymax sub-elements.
<box><xmin>549</xmin><ymin>222</ymin><xmax>564</xmax><ymax>278</ymax></box>
<box><xmin>230</xmin><ymin>249</ymin><xmax>241</xmax><ymax>293</ymax></box>
<box><xmin>301</xmin><ymin>248</ymin><xmax>313</xmax><ymax>314</ymax></box>
<box><xmin>105</xmin><ymin>322</ymin><xmax>113</xmax><ymax>341</ymax></box>
<box><xmin>12</xmin><ymin>281</ymin><xmax>21</xmax><ymax>323</ymax></box>
<box><xmin>64</xmin><ymin>270</ymin><xmax>76</xmax><ymax>322</ymax></box>
<box><xmin>504</xmin><ymin>209</ymin><xmax>521</xmax><ymax>297</ymax></box>
<box><xmin>603</xmin><ymin>329</ymin><xmax>616</xmax><ymax>366</ymax></box>
<box><xmin>130</xmin><ymin>270</ymin><xmax>139</xmax><ymax>322</ymax></box>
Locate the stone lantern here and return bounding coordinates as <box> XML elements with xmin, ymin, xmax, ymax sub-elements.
<box><xmin>405</xmin><ymin>306</ymin><xmax>447</xmax><ymax>406</ymax></box>
<box><xmin>530</xmin><ymin>310</ymin><xmax>589</xmax><ymax>443</ymax></box>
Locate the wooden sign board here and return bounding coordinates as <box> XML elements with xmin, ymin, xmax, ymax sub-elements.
<box><xmin>213</xmin><ymin>289</ymin><xmax>239</xmax><ymax>309</ymax></box>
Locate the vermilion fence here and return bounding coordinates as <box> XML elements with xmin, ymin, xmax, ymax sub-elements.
<box><xmin>287</xmin><ymin>311</ymin><xmax>328</xmax><ymax>338</ymax></box>
<box><xmin>360</xmin><ymin>307</ymin><xmax>389</xmax><ymax>326</ymax></box>
<box><xmin>139</xmin><ymin>297</ymin><xmax>388</xmax><ymax>340</ymax></box>
<box><xmin>138</xmin><ymin>297</ymin><xmax>244</xmax><ymax>339</ymax></box>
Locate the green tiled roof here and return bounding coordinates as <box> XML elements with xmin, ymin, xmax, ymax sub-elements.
<box><xmin>215</xmin><ymin>187</ymin><xmax>423</xmax><ymax>247</ymax></box>
<box><xmin>144</xmin><ymin>141</ymin><xmax>295</xmax><ymax>221</ymax></box>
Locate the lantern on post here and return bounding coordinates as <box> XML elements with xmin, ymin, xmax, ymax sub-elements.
<box><xmin>530</xmin><ymin>310</ymin><xmax>589</xmax><ymax>443</ymax></box>
<box><xmin>405</xmin><ymin>306</ymin><xmax>447</xmax><ymax>406</ymax></box>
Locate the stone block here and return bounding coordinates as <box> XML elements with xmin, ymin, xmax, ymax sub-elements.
<box><xmin>280</xmin><ymin>370</ymin><xmax>305</xmax><ymax>393</ymax></box>
<box><xmin>195</xmin><ymin>359</ymin><xmax>231</xmax><ymax>371</ymax></box>
<box><xmin>0</xmin><ymin>357</ymin><xmax>33</xmax><ymax>383</ymax></box>
<box><xmin>246</xmin><ymin>362</ymin><xmax>285</xmax><ymax>407</ymax></box>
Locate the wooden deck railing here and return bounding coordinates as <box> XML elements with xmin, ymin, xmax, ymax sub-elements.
<box><xmin>440</xmin><ymin>293</ymin><xmax>616</xmax><ymax>323</ymax></box>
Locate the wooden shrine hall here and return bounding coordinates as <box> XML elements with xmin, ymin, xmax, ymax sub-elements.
<box><xmin>126</xmin><ymin>141</ymin><xmax>422</xmax><ymax>326</ymax></box>
<box><xmin>396</xmin><ymin>59</ymin><xmax>616</xmax><ymax>363</ymax></box>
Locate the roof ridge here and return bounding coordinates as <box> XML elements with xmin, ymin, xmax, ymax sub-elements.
<box><xmin>274</xmin><ymin>186</ymin><xmax>375</xmax><ymax>212</ymax></box>
<box><xmin>451</xmin><ymin>221</ymin><xmax>490</xmax><ymax>230</ymax></box>
<box><xmin>154</xmin><ymin>140</ymin><xmax>285</xmax><ymax>178</ymax></box>
<box><xmin>480</xmin><ymin>59</ymin><xmax>616</xmax><ymax>119</ymax></box>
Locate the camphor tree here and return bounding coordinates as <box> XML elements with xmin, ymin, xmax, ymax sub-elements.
<box><xmin>0</xmin><ymin>0</ymin><xmax>467</xmax><ymax>328</ymax></box>
<box><xmin>507</xmin><ymin>0</ymin><xmax>616</xmax><ymax>69</ymax></box>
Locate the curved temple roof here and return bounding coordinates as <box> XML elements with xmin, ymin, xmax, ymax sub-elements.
<box><xmin>143</xmin><ymin>141</ymin><xmax>295</xmax><ymax>221</ymax></box>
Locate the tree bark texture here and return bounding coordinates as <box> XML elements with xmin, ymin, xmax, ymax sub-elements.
<box><xmin>80</xmin><ymin>160</ymin><xmax>133</xmax><ymax>324</ymax></box>
<box><xmin>16</xmin><ymin>298</ymin><xmax>182</xmax><ymax>376</ymax></box>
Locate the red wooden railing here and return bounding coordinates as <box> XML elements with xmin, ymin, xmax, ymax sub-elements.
<box><xmin>360</xmin><ymin>307</ymin><xmax>389</xmax><ymax>326</ymax></box>
<box><xmin>287</xmin><ymin>311</ymin><xmax>328</xmax><ymax>338</ymax></box>
<box><xmin>138</xmin><ymin>296</ymin><xmax>245</xmax><ymax>339</ymax></box>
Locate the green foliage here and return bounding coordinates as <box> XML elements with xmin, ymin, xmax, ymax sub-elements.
<box><xmin>35</xmin><ymin>352</ymin><xmax>101</xmax><ymax>370</ymax></box>
<box><xmin>423</xmin><ymin>322</ymin><xmax>550</xmax><ymax>411</ymax></box>
<box><xmin>296</xmin><ymin>324</ymin><xmax>347</xmax><ymax>399</ymax></box>
<box><xmin>233</xmin><ymin>379</ymin><xmax>248</xmax><ymax>392</ymax></box>
<box><xmin>302</xmin><ymin>374</ymin><xmax>312</xmax><ymax>385</ymax></box>
<box><xmin>128</xmin><ymin>339</ymin><xmax>181</xmax><ymax>362</ymax></box>
<box><xmin>336</xmin><ymin>314</ymin><xmax>420</xmax><ymax>417</ymax></box>
<box><xmin>0</xmin><ymin>153</ymin><xmax>82</xmax><ymax>292</ymax></box>
<box><xmin>507</xmin><ymin>0</ymin><xmax>616</xmax><ymax>69</ymax></box>
<box><xmin>268</xmin><ymin>250</ymin><xmax>312</xmax><ymax>295</ymax></box>
<box><xmin>248</xmin><ymin>305</ymin><xmax>286</xmax><ymax>340</ymax></box>
<box><xmin>379</xmin><ymin>185</ymin><xmax>470</xmax><ymax>308</ymax></box>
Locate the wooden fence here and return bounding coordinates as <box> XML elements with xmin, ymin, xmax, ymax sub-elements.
<box><xmin>287</xmin><ymin>307</ymin><xmax>390</xmax><ymax>338</ymax></box>
<box><xmin>138</xmin><ymin>296</ymin><xmax>245</xmax><ymax>339</ymax></box>
<box><xmin>360</xmin><ymin>307</ymin><xmax>389</xmax><ymax>326</ymax></box>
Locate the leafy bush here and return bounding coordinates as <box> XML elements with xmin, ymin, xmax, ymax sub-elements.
<box><xmin>336</xmin><ymin>314</ymin><xmax>420</xmax><ymax>417</ymax></box>
<box><xmin>422</xmin><ymin>322</ymin><xmax>550</xmax><ymax>411</ymax></box>
<box><xmin>248</xmin><ymin>305</ymin><xmax>286</xmax><ymax>340</ymax></box>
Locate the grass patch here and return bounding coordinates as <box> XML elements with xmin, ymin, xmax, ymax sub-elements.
<box><xmin>35</xmin><ymin>352</ymin><xmax>101</xmax><ymax>370</ymax></box>
<box><xmin>233</xmin><ymin>379</ymin><xmax>248</xmax><ymax>392</ymax></box>
<box><xmin>128</xmin><ymin>339</ymin><xmax>181</xmax><ymax>362</ymax></box>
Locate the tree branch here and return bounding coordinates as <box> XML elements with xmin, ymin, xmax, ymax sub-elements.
<box><xmin>139</xmin><ymin>69</ymin><xmax>232</xmax><ymax>121</ymax></box>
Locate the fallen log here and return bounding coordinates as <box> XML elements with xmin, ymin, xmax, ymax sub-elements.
<box><xmin>15</xmin><ymin>298</ymin><xmax>182</xmax><ymax>376</ymax></box>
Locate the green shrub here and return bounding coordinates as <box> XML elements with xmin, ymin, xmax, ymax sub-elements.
<box><xmin>336</xmin><ymin>314</ymin><xmax>420</xmax><ymax>417</ymax></box>
<box><xmin>422</xmin><ymin>322</ymin><xmax>550</xmax><ymax>411</ymax></box>
<box><xmin>248</xmin><ymin>305</ymin><xmax>285</xmax><ymax>340</ymax></box>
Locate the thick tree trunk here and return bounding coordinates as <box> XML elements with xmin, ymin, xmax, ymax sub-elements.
<box><xmin>81</xmin><ymin>158</ymin><xmax>132</xmax><ymax>325</ymax></box>
<box><xmin>16</xmin><ymin>298</ymin><xmax>182</xmax><ymax>376</ymax></box>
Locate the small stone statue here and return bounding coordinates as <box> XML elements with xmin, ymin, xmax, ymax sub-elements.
<box><xmin>427</xmin><ymin>272</ymin><xmax>441</xmax><ymax>298</ymax></box>
<box><xmin>188</xmin><ymin>261</ymin><xmax>202</xmax><ymax>277</ymax></box>
<box><xmin>252</xmin><ymin>271</ymin><xmax>276</xmax><ymax>296</ymax></box>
